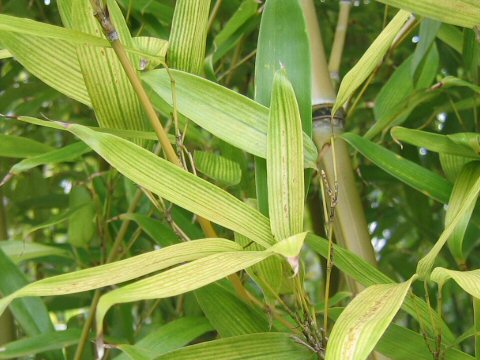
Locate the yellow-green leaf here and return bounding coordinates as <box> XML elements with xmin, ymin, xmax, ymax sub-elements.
<box><xmin>333</xmin><ymin>10</ymin><xmax>411</xmax><ymax>115</ymax></box>
<box><xmin>194</xmin><ymin>151</ymin><xmax>242</xmax><ymax>186</ymax></box>
<box><xmin>168</xmin><ymin>0</ymin><xmax>211</xmax><ymax>74</ymax></box>
<box><xmin>267</xmin><ymin>69</ymin><xmax>304</xmax><ymax>242</ymax></box>
<box><xmin>326</xmin><ymin>277</ymin><xmax>415</xmax><ymax>360</ymax></box>
<box><xmin>417</xmin><ymin>161</ymin><xmax>480</xmax><ymax>278</ymax></box>
<box><xmin>142</xmin><ymin>69</ymin><xmax>318</xmax><ymax>168</ymax></box>
<box><xmin>375</xmin><ymin>0</ymin><xmax>480</xmax><ymax>28</ymax></box>
<box><xmin>431</xmin><ymin>267</ymin><xmax>480</xmax><ymax>299</ymax></box>
<box><xmin>0</xmin><ymin>239</ymin><xmax>239</xmax><ymax>318</ymax></box>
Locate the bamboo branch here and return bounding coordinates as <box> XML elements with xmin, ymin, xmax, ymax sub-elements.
<box><xmin>328</xmin><ymin>0</ymin><xmax>352</xmax><ymax>84</ymax></box>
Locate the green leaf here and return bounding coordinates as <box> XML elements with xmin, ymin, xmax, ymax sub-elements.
<box><xmin>325</xmin><ymin>278</ymin><xmax>415</xmax><ymax>360</ymax></box>
<box><xmin>2</xmin><ymin>142</ymin><xmax>91</xmax><ymax>182</ymax></box>
<box><xmin>411</xmin><ymin>19</ymin><xmax>441</xmax><ymax>82</ymax></box>
<box><xmin>267</xmin><ymin>69</ymin><xmax>304</xmax><ymax>241</ymax></box>
<box><xmin>67</xmin><ymin>186</ymin><xmax>96</xmax><ymax>248</ymax></box>
<box><xmin>70</xmin><ymin>0</ymin><xmax>148</xmax><ymax>136</ymax></box>
<box><xmin>333</xmin><ymin>10</ymin><xmax>411</xmax><ymax>115</ymax></box>
<box><xmin>132</xmin><ymin>36</ymin><xmax>169</xmax><ymax>70</ymax></box>
<box><xmin>431</xmin><ymin>267</ymin><xmax>480</xmax><ymax>299</ymax></box>
<box><xmin>0</xmin><ymin>249</ymin><xmax>58</xmax><ymax>350</ymax></box>
<box><xmin>195</xmin><ymin>283</ymin><xmax>269</xmax><ymax>337</ymax></box>
<box><xmin>115</xmin><ymin>345</ymin><xmax>154</xmax><ymax>360</ymax></box>
<box><xmin>0</xmin><ymin>239</ymin><xmax>241</xmax><ymax>318</ymax></box>
<box><xmin>95</xmin><ymin>235</ymin><xmax>304</xmax><ymax>334</ymax></box>
<box><xmin>114</xmin><ymin>317</ymin><xmax>213</xmax><ymax>360</ymax></box>
<box><xmin>374</xmin><ymin>0</ymin><xmax>480</xmax><ymax>28</ymax></box>
<box><xmin>305</xmin><ymin>234</ymin><xmax>455</xmax><ymax>343</ymax></box>
<box><xmin>117</xmin><ymin>213</ymin><xmax>179</xmax><ymax>247</ymax></box>
<box><xmin>417</xmin><ymin>161</ymin><xmax>480</xmax><ymax>278</ymax></box>
<box><xmin>155</xmin><ymin>333</ymin><xmax>313</xmax><ymax>360</ymax></box>
<box><xmin>0</xmin><ymin>329</ymin><xmax>82</xmax><ymax>359</ymax></box>
<box><xmin>194</xmin><ymin>151</ymin><xmax>242</xmax><ymax>186</ymax></box>
<box><xmin>254</xmin><ymin>0</ymin><xmax>312</xmax><ymax>215</ymax></box>
<box><xmin>437</xmin><ymin>24</ymin><xmax>464</xmax><ymax>53</ymax></box>
<box><xmin>446</xmin><ymin>162</ymin><xmax>480</xmax><ymax>264</ymax></box>
<box><xmin>168</xmin><ymin>0</ymin><xmax>211</xmax><ymax>74</ymax></box>
<box><xmin>341</xmin><ymin>133</ymin><xmax>452</xmax><ymax>203</ymax></box>
<box><xmin>0</xmin><ymin>241</ymin><xmax>70</xmax><ymax>264</ymax></box>
<box><xmin>0</xmin><ymin>49</ymin><xmax>11</xmax><ymax>59</ymax></box>
<box><xmin>142</xmin><ymin>69</ymin><xmax>318</xmax><ymax>169</ymax></box>
<box><xmin>63</xmin><ymin>123</ymin><xmax>275</xmax><ymax>247</ymax></box>
<box><xmin>0</xmin><ymin>134</ymin><xmax>54</xmax><ymax>159</ymax></box>
<box><xmin>391</xmin><ymin>127</ymin><xmax>480</xmax><ymax>158</ymax></box>
<box><xmin>436</xmin><ymin>76</ymin><xmax>480</xmax><ymax>94</ymax></box>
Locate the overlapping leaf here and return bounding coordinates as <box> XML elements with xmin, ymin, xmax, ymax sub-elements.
<box><xmin>431</xmin><ymin>267</ymin><xmax>480</xmax><ymax>299</ymax></box>
<box><xmin>142</xmin><ymin>69</ymin><xmax>318</xmax><ymax>168</ymax></box>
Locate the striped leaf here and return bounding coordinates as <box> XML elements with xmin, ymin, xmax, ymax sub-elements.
<box><xmin>194</xmin><ymin>151</ymin><xmax>242</xmax><ymax>186</ymax></box>
<box><xmin>375</xmin><ymin>0</ymin><xmax>480</xmax><ymax>28</ymax></box>
<box><xmin>417</xmin><ymin>161</ymin><xmax>480</xmax><ymax>278</ymax></box>
<box><xmin>63</xmin><ymin>123</ymin><xmax>274</xmax><ymax>247</ymax></box>
<box><xmin>95</xmin><ymin>234</ymin><xmax>305</xmax><ymax>334</ymax></box>
<box><xmin>267</xmin><ymin>69</ymin><xmax>304</xmax><ymax>242</ymax></box>
<box><xmin>132</xmin><ymin>36</ymin><xmax>169</xmax><ymax>70</ymax></box>
<box><xmin>326</xmin><ymin>277</ymin><xmax>415</xmax><ymax>360</ymax></box>
<box><xmin>333</xmin><ymin>10</ymin><xmax>411</xmax><ymax>115</ymax></box>
<box><xmin>431</xmin><ymin>267</ymin><xmax>480</xmax><ymax>299</ymax></box>
<box><xmin>168</xmin><ymin>0</ymin><xmax>211</xmax><ymax>74</ymax></box>
<box><xmin>69</xmin><ymin>0</ymin><xmax>148</xmax><ymax>135</ymax></box>
<box><xmin>0</xmin><ymin>239</ymin><xmax>240</xmax><ymax>318</ymax></box>
<box><xmin>155</xmin><ymin>333</ymin><xmax>312</xmax><ymax>360</ymax></box>
<box><xmin>0</xmin><ymin>241</ymin><xmax>70</xmax><ymax>264</ymax></box>
<box><xmin>142</xmin><ymin>69</ymin><xmax>318</xmax><ymax>168</ymax></box>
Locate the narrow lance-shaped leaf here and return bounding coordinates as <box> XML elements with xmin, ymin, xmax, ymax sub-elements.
<box><xmin>391</xmin><ymin>127</ymin><xmax>480</xmax><ymax>158</ymax></box>
<box><xmin>0</xmin><ymin>134</ymin><xmax>54</xmax><ymax>159</ymax></box>
<box><xmin>416</xmin><ymin>163</ymin><xmax>480</xmax><ymax>279</ymax></box>
<box><xmin>446</xmin><ymin>161</ymin><xmax>480</xmax><ymax>264</ymax></box>
<box><xmin>168</xmin><ymin>0</ymin><xmax>211</xmax><ymax>74</ymax></box>
<box><xmin>62</xmin><ymin>123</ymin><xmax>275</xmax><ymax>247</ymax></box>
<box><xmin>267</xmin><ymin>69</ymin><xmax>304</xmax><ymax>245</ymax></box>
<box><xmin>0</xmin><ymin>241</ymin><xmax>70</xmax><ymax>264</ymax></box>
<box><xmin>374</xmin><ymin>0</ymin><xmax>480</xmax><ymax>29</ymax></box>
<box><xmin>333</xmin><ymin>10</ymin><xmax>411</xmax><ymax>115</ymax></box>
<box><xmin>142</xmin><ymin>69</ymin><xmax>318</xmax><ymax>168</ymax></box>
<box><xmin>325</xmin><ymin>277</ymin><xmax>415</xmax><ymax>360</ymax></box>
<box><xmin>341</xmin><ymin>132</ymin><xmax>452</xmax><ymax>204</ymax></box>
<box><xmin>95</xmin><ymin>233</ymin><xmax>306</xmax><ymax>334</ymax></box>
<box><xmin>431</xmin><ymin>267</ymin><xmax>480</xmax><ymax>299</ymax></box>
<box><xmin>0</xmin><ymin>239</ymin><xmax>241</xmax><ymax>317</ymax></box>
<box><xmin>155</xmin><ymin>333</ymin><xmax>312</xmax><ymax>360</ymax></box>
<box><xmin>70</xmin><ymin>0</ymin><xmax>148</xmax><ymax>136</ymax></box>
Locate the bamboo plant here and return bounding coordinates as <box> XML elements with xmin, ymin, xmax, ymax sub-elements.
<box><xmin>0</xmin><ymin>1</ymin><xmax>479</xmax><ymax>360</ymax></box>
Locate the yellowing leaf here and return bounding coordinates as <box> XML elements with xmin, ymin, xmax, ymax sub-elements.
<box><xmin>431</xmin><ymin>267</ymin><xmax>480</xmax><ymax>299</ymax></box>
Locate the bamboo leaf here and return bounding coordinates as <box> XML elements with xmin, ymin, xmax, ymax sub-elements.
<box><xmin>0</xmin><ymin>249</ymin><xmax>59</xmax><ymax>349</ymax></box>
<box><xmin>411</xmin><ymin>19</ymin><xmax>441</xmax><ymax>81</ymax></box>
<box><xmin>132</xmin><ymin>36</ymin><xmax>169</xmax><ymax>70</ymax></box>
<box><xmin>115</xmin><ymin>345</ymin><xmax>153</xmax><ymax>360</ymax></box>
<box><xmin>341</xmin><ymin>133</ymin><xmax>452</xmax><ymax>203</ymax></box>
<box><xmin>2</xmin><ymin>142</ymin><xmax>91</xmax><ymax>183</ymax></box>
<box><xmin>70</xmin><ymin>0</ymin><xmax>148</xmax><ymax>135</ymax></box>
<box><xmin>254</xmin><ymin>0</ymin><xmax>312</xmax><ymax>216</ymax></box>
<box><xmin>63</xmin><ymin>123</ymin><xmax>275</xmax><ymax>247</ymax></box>
<box><xmin>417</xmin><ymin>162</ymin><xmax>480</xmax><ymax>278</ymax></box>
<box><xmin>168</xmin><ymin>0</ymin><xmax>211</xmax><ymax>74</ymax></box>
<box><xmin>0</xmin><ymin>241</ymin><xmax>70</xmax><ymax>264</ymax></box>
<box><xmin>95</xmin><ymin>235</ymin><xmax>304</xmax><ymax>334</ymax></box>
<box><xmin>0</xmin><ymin>329</ymin><xmax>82</xmax><ymax>359</ymax></box>
<box><xmin>142</xmin><ymin>69</ymin><xmax>318</xmax><ymax>169</ymax></box>
<box><xmin>115</xmin><ymin>317</ymin><xmax>214</xmax><ymax>360</ymax></box>
<box><xmin>391</xmin><ymin>127</ymin><xmax>480</xmax><ymax>158</ymax></box>
<box><xmin>195</xmin><ymin>283</ymin><xmax>269</xmax><ymax>337</ymax></box>
<box><xmin>325</xmin><ymin>278</ymin><xmax>415</xmax><ymax>360</ymax></box>
<box><xmin>0</xmin><ymin>134</ymin><xmax>54</xmax><ymax>159</ymax></box>
<box><xmin>155</xmin><ymin>333</ymin><xmax>312</xmax><ymax>360</ymax></box>
<box><xmin>374</xmin><ymin>0</ymin><xmax>480</xmax><ymax>28</ymax></box>
<box><xmin>431</xmin><ymin>267</ymin><xmax>480</xmax><ymax>299</ymax></box>
<box><xmin>117</xmin><ymin>213</ymin><xmax>179</xmax><ymax>246</ymax></box>
<box><xmin>333</xmin><ymin>10</ymin><xmax>411</xmax><ymax>115</ymax></box>
<box><xmin>267</xmin><ymin>69</ymin><xmax>304</xmax><ymax>241</ymax></box>
<box><xmin>194</xmin><ymin>151</ymin><xmax>242</xmax><ymax>186</ymax></box>
<box><xmin>305</xmin><ymin>234</ymin><xmax>455</xmax><ymax>343</ymax></box>
<box><xmin>96</xmin><ymin>251</ymin><xmax>271</xmax><ymax>334</ymax></box>
<box><xmin>67</xmin><ymin>186</ymin><xmax>96</xmax><ymax>248</ymax></box>
<box><xmin>0</xmin><ymin>239</ymin><xmax>241</xmax><ymax>318</ymax></box>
